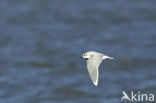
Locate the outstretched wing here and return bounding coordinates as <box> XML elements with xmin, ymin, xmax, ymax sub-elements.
<box><xmin>86</xmin><ymin>55</ymin><xmax>103</xmax><ymax>86</ymax></box>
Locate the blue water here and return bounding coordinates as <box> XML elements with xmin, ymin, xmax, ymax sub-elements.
<box><xmin>0</xmin><ymin>0</ymin><xmax>156</xmax><ymax>103</ymax></box>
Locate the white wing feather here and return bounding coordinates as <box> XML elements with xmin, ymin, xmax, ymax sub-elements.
<box><xmin>86</xmin><ymin>54</ymin><xmax>103</xmax><ymax>86</ymax></box>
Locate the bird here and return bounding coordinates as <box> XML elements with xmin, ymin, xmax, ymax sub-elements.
<box><xmin>82</xmin><ymin>51</ymin><xmax>114</xmax><ymax>86</ymax></box>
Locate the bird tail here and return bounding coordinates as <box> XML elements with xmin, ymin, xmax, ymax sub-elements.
<box><xmin>103</xmin><ymin>55</ymin><xmax>114</xmax><ymax>59</ymax></box>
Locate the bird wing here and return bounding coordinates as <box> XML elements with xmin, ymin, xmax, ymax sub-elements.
<box><xmin>86</xmin><ymin>55</ymin><xmax>103</xmax><ymax>86</ymax></box>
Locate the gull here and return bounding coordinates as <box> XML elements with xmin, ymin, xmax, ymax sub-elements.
<box><xmin>82</xmin><ymin>51</ymin><xmax>114</xmax><ymax>86</ymax></box>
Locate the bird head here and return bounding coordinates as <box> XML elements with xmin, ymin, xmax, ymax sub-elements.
<box><xmin>82</xmin><ymin>52</ymin><xmax>92</xmax><ymax>60</ymax></box>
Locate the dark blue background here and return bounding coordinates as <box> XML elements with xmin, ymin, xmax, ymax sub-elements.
<box><xmin>0</xmin><ymin>0</ymin><xmax>156</xmax><ymax>103</ymax></box>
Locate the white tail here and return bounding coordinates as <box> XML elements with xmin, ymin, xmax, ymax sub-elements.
<box><xmin>103</xmin><ymin>55</ymin><xmax>114</xmax><ymax>60</ymax></box>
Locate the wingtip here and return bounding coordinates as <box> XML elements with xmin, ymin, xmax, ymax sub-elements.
<box><xmin>93</xmin><ymin>81</ymin><xmax>98</xmax><ymax>86</ymax></box>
